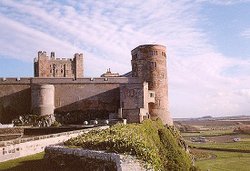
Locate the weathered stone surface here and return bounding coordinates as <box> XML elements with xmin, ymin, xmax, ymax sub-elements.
<box><xmin>31</xmin><ymin>84</ymin><xmax>55</xmax><ymax>116</ymax></box>
<box><xmin>34</xmin><ymin>51</ymin><xmax>83</xmax><ymax>78</ymax></box>
<box><xmin>131</xmin><ymin>44</ymin><xmax>173</xmax><ymax>125</ymax></box>
<box><xmin>45</xmin><ymin>146</ymin><xmax>148</xmax><ymax>171</ymax></box>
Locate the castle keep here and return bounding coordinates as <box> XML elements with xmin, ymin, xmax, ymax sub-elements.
<box><xmin>34</xmin><ymin>51</ymin><xmax>83</xmax><ymax>78</ymax></box>
<box><xmin>0</xmin><ymin>44</ymin><xmax>173</xmax><ymax>125</ymax></box>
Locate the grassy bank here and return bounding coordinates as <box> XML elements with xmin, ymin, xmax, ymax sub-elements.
<box><xmin>65</xmin><ymin>119</ymin><xmax>194</xmax><ymax>171</ymax></box>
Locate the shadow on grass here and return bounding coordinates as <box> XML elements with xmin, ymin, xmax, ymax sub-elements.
<box><xmin>1</xmin><ymin>159</ymin><xmax>56</xmax><ymax>171</ymax></box>
<box><xmin>0</xmin><ymin>157</ymin><xmax>112</xmax><ymax>171</ymax></box>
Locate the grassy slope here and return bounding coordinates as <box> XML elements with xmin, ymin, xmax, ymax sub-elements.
<box><xmin>65</xmin><ymin>119</ymin><xmax>193</xmax><ymax>171</ymax></box>
<box><xmin>195</xmin><ymin>151</ymin><xmax>250</xmax><ymax>171</ymax></box>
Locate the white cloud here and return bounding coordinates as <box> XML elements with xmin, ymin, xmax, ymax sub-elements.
<box><xmin>241</xmin><ymin>28</ymin><xmax>250</xmax><ymax>39</ymax></box>
<box><xmin>0</xmin><ymin>0</ymin><xmax>250</xmax><ymax>117</ymax></box>
<box><xmin>196</xmin><ymin>0</ymin><xmax>250</xmax><ymax>5</ymax></box>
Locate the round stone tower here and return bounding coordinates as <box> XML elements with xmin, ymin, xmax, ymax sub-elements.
<box><xmin>31</xmin><ymin>84</ymin><xmax>55</xmax><ymax>116</ymax></box>
<box><xmin>131</xmin><ymin>44</ymin><xmax>173</xmax><ymax>125</ymax></box>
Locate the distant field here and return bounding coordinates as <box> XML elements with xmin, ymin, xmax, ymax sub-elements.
<box><xmin>195</xmin><ymin>150</ymin><xmax>250</xmax><ymax>171</ymax></box>
<box><xmin>177</xmin><ymin>120</ymin><xmax>250</xmax><ymax>127</ymax></box>
<box><xmin>182</xmin><ymin>127</ymin><xmax>250</xmax><ymax>151</ymax></box>
<box><xmin>189</xmin><ymin>141</ymin><xmax>250</xmax><ymax>151</ymax></box>
<box><xmin>179</xmin><ymin>118</ymin><xmax>250</xmax><ymax>171</ymax></box>
<box><xmin>182</xmin><ymin>129</ymin><xmax>234</xmax><ymax>137</ymax></box>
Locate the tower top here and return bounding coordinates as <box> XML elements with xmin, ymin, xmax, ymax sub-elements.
<box><xmin>131</xmin><ymin>44</ymin><xmax>166</xmax><ymax>54</ymax></box>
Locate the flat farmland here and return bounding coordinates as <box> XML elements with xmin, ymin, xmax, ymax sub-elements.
<box><xmin>177</xmin><ymin>117</ymin><xmax>250</xmax><ymax>171</ymax></box>
<box><xmin>193</xmin><ymin>149</ymin><xmax>250</xmax><ymax>171</ymax></box>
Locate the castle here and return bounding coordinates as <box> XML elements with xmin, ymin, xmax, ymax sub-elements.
<box><xmin>0</xmin><ymin>44</ymin><xmax>173</xmax><ymax>125</ymax></box>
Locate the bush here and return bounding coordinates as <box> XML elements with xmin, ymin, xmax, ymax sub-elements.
<box><xmin>65</xmin><ymin>119</ymin><xmax>194</xmax><ymax>170</ymax></box>
<box><xmin>12</xmin><ymin>114</ymin><xmax>56</xmax><ymax>127</ymax></box>
<box><xmin>50</xmin><ymin>121</ymin><xmax>62</xmax><ymax>127</ymax></box>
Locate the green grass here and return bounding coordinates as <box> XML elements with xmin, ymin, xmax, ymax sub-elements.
<box><xmin>182</xmin><ymin>129</ymin><xmax>234</xmax><ymax>137</ymax></box>
<box><xmin>195</xmin><ymin>151</ymin><xmax>250</xmax><ymax>171</ymax></box>
<box><xmin>65</xmin><ymin>119</ymin><xmax>193</xmax><ymax>171</ymax></box>
<box><xmin>188</xmin><ymin>141</ymin><xmax>250</xmax><ymax>151</ymax></box>
<box><xmin>0</xmin><ymin>152</ymin><xmax>46</xmax><ymax>171</ymax></box>
<box><xmin>183</xmin><ymin>129</ymin><xmax>250</xmax><ymax>171</ymax></box>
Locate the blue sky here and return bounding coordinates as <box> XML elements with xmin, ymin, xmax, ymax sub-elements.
<box><xmin>0</xmin><ymin>0</ymin><xmax>250</xmax><ymax>118</ymax></box>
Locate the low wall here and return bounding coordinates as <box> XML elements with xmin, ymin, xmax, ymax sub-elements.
<box><xmin>45</xmin><ymin>146</ymin><xmax>147</xmax><ymax>171</ymax></box>
<box><xmin>0</xmin><ymin>128</ymin><xmax>23</xmax><ymax>135</ymax></box>
<box><xmin>0</xmin><ymin>126</ymin><xmax>108</xmax><ymax>162</ymax></box>
<box><xmin>23</xmin><ymin>126</ymin><xmax>95</xmax><ymax>135</ymax></box>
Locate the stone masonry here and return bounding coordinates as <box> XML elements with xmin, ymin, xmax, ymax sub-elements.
<box><xmin>131</xmin><ymin>44</ymin><xmax>173</xmax><ymax>125</ymax></box>
<box><xmin>34</xmin><ymin>51</ymin><xmax>83</xmax><ymax>78</ymax></box>
<box><xmin>0</xmin><ymin>44</ymin><xmax>173</xmax><ymax>125</ymax></box>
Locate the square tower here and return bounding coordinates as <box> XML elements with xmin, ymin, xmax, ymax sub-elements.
<box><xmin>34</xmin><ymin>51</ymin><xmax>84</xmax><ymax>78</ymax></box>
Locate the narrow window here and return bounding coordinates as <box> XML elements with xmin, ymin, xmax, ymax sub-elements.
<box><xmin>133</xmin><ymin>54</ymin><xmax>138</xmax><ymax>60</ymax></box>
<box><xmin>64</xmin><ymin>64</ymin><xmax>66</xmax><ymax>77</ymax></box>
<box><xmin>150</xmin><ymin>93</ymin><xmax>154</xmax><ymax>97</ymax></box>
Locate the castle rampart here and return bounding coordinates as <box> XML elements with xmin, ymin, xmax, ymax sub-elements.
<box><xmin>0</xmin><ymin>77</ymin><xmax>144</xmax><ymax>123</ymax></box>
<box><xmin>0</xmin><ymin>77</ymin><xmax>142</xmax><ymax>85</ymax></box>
<box><xmin>0</xmin><ymin>44</ymin><xmax>172</xmax><ymax>125</ymax></box>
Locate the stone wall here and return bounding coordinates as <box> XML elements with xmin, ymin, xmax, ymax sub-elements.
<box><xmin>0</xmin><ymin>126</ymin><xmax>108</xmax><ymax>162</ymax></box>
<box><xmin>0</xmin><ymin>77</ymin><xmax>143</xmax><ymax>123</ymax></box>
<box><xmin>0</xmin><ymin>83</ymin><xmax>31</xmax><ymax>123</ymax></box>
<box><xmin>120</xmin><ymin>82</ymin><xmax>152</xmax><ymax>123</ymax></box>
<box><xmin>45</xmin><ymin>146</ymin><xmax>147</xmax><ymax>171</ymax></box>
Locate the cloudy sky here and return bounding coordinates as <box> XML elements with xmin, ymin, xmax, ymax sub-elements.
<box><xmin>0</xmin><ymin>0</ymin><xmax>250</xmax><ymax>118</ymax></box>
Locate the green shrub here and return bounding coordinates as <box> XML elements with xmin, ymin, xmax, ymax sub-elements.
<box><xmin>12</xmin><ymin>114</ymin><xmax>55</xmax><ymax>127</ymax></box>
<box><xmin>65</xmin><ymin>119</ymin><xmax>194</xmax><ymax>170</ymax></box>
<box><xmin>50</xmin><ymin>121</ymin><xmax>62</xmax><ymax>127</ymax></box>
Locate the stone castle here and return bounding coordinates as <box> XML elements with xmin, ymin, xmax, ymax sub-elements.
<box><xmin>0</xmin><ymin>44</ymin><xmax>173</xmax><ymax>125</ymax></box>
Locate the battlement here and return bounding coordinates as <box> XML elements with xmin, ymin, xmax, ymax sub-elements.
<box><xmin>131</xmin><ymin>44</ymin><xmax>166</xmax><ymax>52</ymax></box>
<box><xmin>74</xmin><ymin>53</ymin><xmax>83</xmax><ymax>58</ymax></box>
<box><xmin>131</xmin><ymin>44</ymin><xmax>166</xmax><ymax>60</ymax></box>
<box><xmin>0</xmin><ymin>77</ymin><xmax>142</xmax><ymax>85</ymax></box>
<box><xmin>35</xmin><ymin>51</ymin><xmax>83</xmax><ymax>61</ymax></box>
